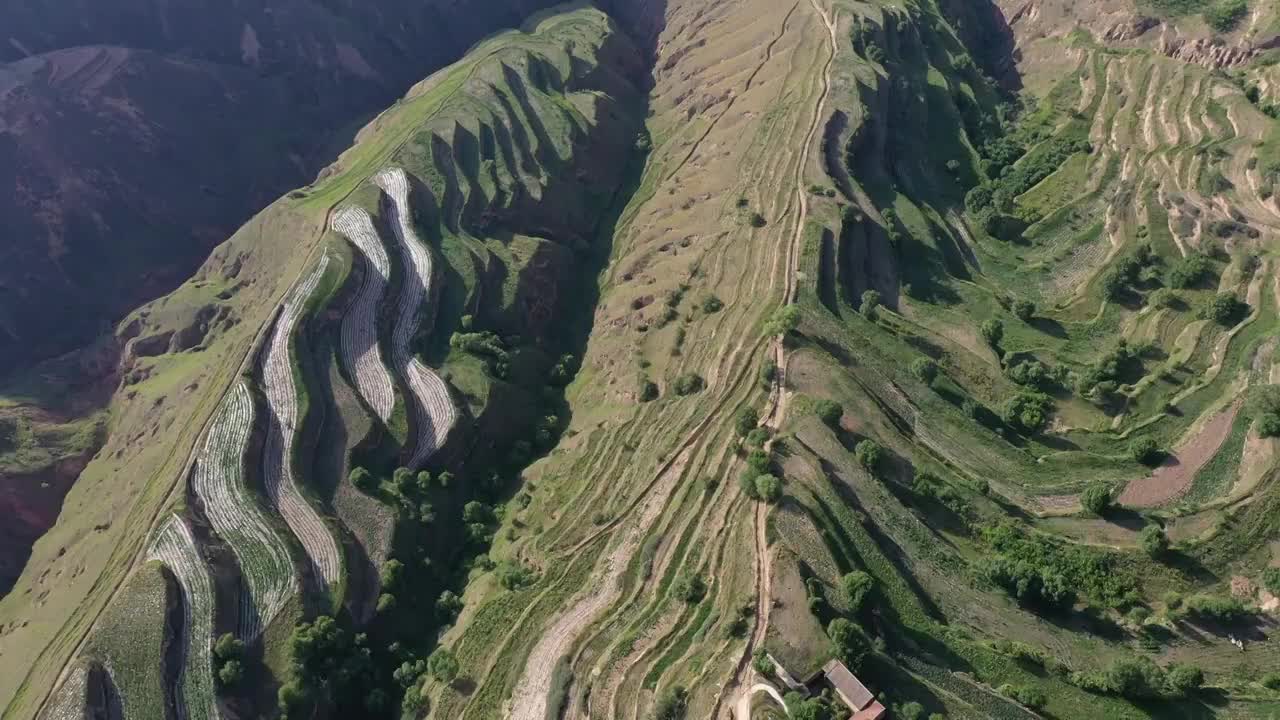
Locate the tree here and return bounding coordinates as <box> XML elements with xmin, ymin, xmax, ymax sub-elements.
<box><xmin>702</xmin><ymin>295</ymin><xmax>724</xmax><ymax>313</ymax></box>
<box><xmin>1013</xmin><ymin>300</ymin><xmax>1036</xmax><ymax>322</ymax></box>
<box><xmin>764</xmin><ymin>305</ymin><xmax>801</xmax><ymax>337</ymax></box>
<box><xmin>734</xmin><ymin>406</ymin><xmax>759</xmax><ymax>437</ymax></box>
<box><xmin>895</xmin><ymin>701</ymin><xmax>925</xmax><ymax>720</ymax></box>
<box><xmin>379</xmin><ymin>559</ymin><xmax>404</xmax><ymax>590</ymax></box>
<box><xmin>1080</xmin><ymin>484</ymin><xmax>1113</xmax><ymax>516</ymax></box>
<box><xmin>855</xmin><ymin>440</ymin><xmax>883</xmax><ymax>473</ymax></box>
<box><xmin>827</xmin><ymin>618</ymin><xmax>870</xmax><ymax>670</ymax></box>
<box><xmin>980</xmin><ymin>318</ymin><xmax>1004</xmax><ymax>348</ymax></box>
<box><xmin>755</xmin><ymin>474</ymin><xmax>783</xmax><ymax>503</ymax></box>
<box><xmin>1139</xmin><ymin>524</ymin><xmax>1169</xmax><ymax>558</ymax></box>
<box><xmin>217</xmin><ymin>659</ymin><xmax>244</xmax><ymax>688</ymax></box>
<box><xmin>277</xmin><ymin>680</ymin><xmax>310</xmax><ymax>717</ymax></box>
<box><xmin>749</xmin><ymin>212</ymin><xmax>768</xmax><ymax>228</ymax></box>
<box><xmin>437</xmin><ymin>590</ymin><xmax>464</xmax><ymax>620</ymax></box>
<box><xmin>910</xmin><ymin>358</ymin><xmax>938</xmax><ymax>384</ymax></box>
<box><xmin>429</xmin><ymin>648</ymin><xmax>460</xmax><ymax>684</ymax></box>
<box><xmin>1168</xmin><ymin>253</ymin><xmax>1211</xmax><ymax>289</ymax></box>
<box><xmin>639</xmin><ymin>379</ymin><xmax>660</xmax><ymax>402</ymax></box>
<box><xmin>349</xmin><ymin>467</ymin><xmax>376</xmax><ymax>493</ymax></box>
<box><xmin>860</xmin><ymin>290</ymin><xmax>881</xmax><ymax>318</ymax></box>
<box><xmin>214</xmin><ymin>633</ymin><xmax>244</xmax><ymax>662</ymax></box>
<box><xmin>841</xmin><ymin>571</ymin><xmax>874</xmax><ymax>612</ymax></box>
<box><xmin>815</xmin><ymin>399</ymin><xmax>844</xmax><ymax>427</ymax></box>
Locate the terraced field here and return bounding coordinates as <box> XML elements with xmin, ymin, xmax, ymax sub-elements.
<box><xmin>146</xmin><ymin>517</ymin><xmax>218</xmax><ymax>720</ymax></box>
<box><xmin>191</xmin><ymin>382</ymin><xmax>297</xmax><ymax>641</ymax></box>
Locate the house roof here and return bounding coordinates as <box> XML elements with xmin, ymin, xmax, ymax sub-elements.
<box><xmin>852</xmin><ymin>700</ymin><xmax>887</xmax><ymax>720</ymax></box>
<box><xmin>822</xmin><ymin>659</ymin><xmax>874</xmax><ymax>710</ymax></box>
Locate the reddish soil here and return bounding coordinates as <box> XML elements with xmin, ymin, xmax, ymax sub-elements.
<box><xmin>1118</xmin><ymin>399</ymin><xmax>1243</xmax><ymax>507</ymax></box>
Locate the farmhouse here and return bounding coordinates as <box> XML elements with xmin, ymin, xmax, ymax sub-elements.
<box><xmin>821</xmin><ymin>660</ymin><xmax>886</xmax><ymax>720</ymax></box>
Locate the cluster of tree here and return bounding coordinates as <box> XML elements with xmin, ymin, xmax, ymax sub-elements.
<box><xmin>1004</xmin><ymin>356</ymin><xmax>1067</xmax><ymax>392</ymax></box>
<box><xmin>979</xmin><ymin>521</ymin><xmax>1136</xmax><ymax>611</ymax></box>
<box><xmin>783</xmin><ymin>690</ymin><xmax>845</xmax><ymax>720</ymax></box>
<box><xmin>739</xmin><ymin>447</ymin><xmax>782</xmax><ymax>503</ymax></box>
<box><xmin>278</xmin><ymin>616</ymin><xmax>381</xmax><ymax>716</ymax></box>
<box><xmin>1101</xmin><ymin>243</ymin><xmax>1163</xmax><ymax>300</ymax></box>
<box><xmin>1000</xmin><ymin>391</ymin><xmax>1052</xmax><ymax>435</ymax></box>
<box><xmin>1070</xmin><ymin>656</ymin><xmax>1204</xmax><ymax>700</ymax></box>
<box><xmin>1182</xmin><ymin>593</ymin><xmax>1252</xmax><ymax>624</ymax></box>
<box><xmin>1199</xmin><ymin>292</ymin><xmax>1248</xmax><ymax>326</ymax></box>
<box><xmin>212</xmin><ymin>634</ymin><xmax>246</xmax><ymax>690</ymax></box>
<box><xmin>734</xmin><ymin>406</ymin><xmax>769</xmax><ymax>447</ymax></box>
<box><xmin>966</xmin><ymin>136</ymin><xmax>1092</xmax><ymax>237</ymax></box>
<box><xmin>911</xmin><ymin>471</ymin><xmax>974</xmax><ymax>521</ymax></box>
<box><xmin>1075</xmin><ymin>340</ymin><xmax>1145</xmax><ymax>404</ymax></box>
<box><xmin>449</xmin><ymin>331</ymin><xmax>511</xmax><ymax>378</ymax></box>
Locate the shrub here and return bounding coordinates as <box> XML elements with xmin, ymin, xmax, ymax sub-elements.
<box><xmin>764</xmin><ymin>305</ymin><xmax>801</xmax><ymax>337</ymax></box>
<box><xmin>815</xmin><ymin>399</ymin><xmax>844</xmax><ymax>427</ymax></box>
<box><xmin>1148</xmin><ymin>288</ymin><xmax>1180</xmax><ymax>309</ymax></box>
<box><xmin>497</xmin><ymin>562</ymin><xmax>536</xmax><ymax>591</ymax></box>
<box><xmin>1080</xmin><ymin>484</ymin><xmax>1113</xmax><ymax>516</ymax></box>
<box><xmin>749</xmin><ymin>212</ymin><xmax>767</xmax><ymax>228</ymax></box>
<box><xmin>1104</xmin><ymin>656</ymin><xmax>1166</xmax><ymax>699</ymax></box>
<box><xmin>429</xmin><ymin>648</ymin><xmax>460</xmax><ymax>683</ymax></box>
<box><xmin>1262</xmin><ymin>567</ymin><xmax>1280</xmax><ymax>595</ymax></box>
<box><xmin>1129</xmin><ymin>436</ymin><xmax>1161</xmax><ymax>466</ymax></box>
<box><xmin>1166</xmin><ymin>664</ymin><xmax>1204</xmax><ymax>696</ymax></box>
<box><xmin>860</xmin><ymin>290</ymin><xmax>881</xmax><ymax>318</ymax></box>
<box><xmin>675</xmin><ymin>575</ymin><xmax>707</xmax><ymax>603</ymax></box>
<box><xmin>1205</xmin><ymin>0</ymin><xmax>1248</xmax><ymax>32</ymax></box>
<box><xmin>910</xmin><ymin>358</ymin><xmax>939</xmax><ymax>384</ymax></box>
<box><xmin>1001</xmin><ymin>683</ymin><xmax>1047</xmax><ymax>709</ymax></box>
<box><xmin>1139</xmin><ymin>525</ymin><xmax>1169</xmax><ymax>558</ymax></box>
<box><xmin>1262</xmin><ymin>673</ymin><xmax>1280</xmax><ymax>690</ymax></box>
<box><xmin>1168</xmin><ymin>254</ymin><xmax>1211</xmax><ymax>289</ymax></box>
<box><xmin>754</xmin><ymin>474</ymin><xmax>783</xmax><ymax>503</ymax></box>
<box><xmin>1185</xmin><ymin>594</ymin><xmax>1249</xmax><ymax>623</ymax></box>
<box><xmin>1013</xmin><ymin>299</ymin><xmax>1036</xmax><ymax>322</ymax></box>
<box><xmin>855</xmin><ymin>439</ymin><xmax>883</xmax><ymax>473</ymax></box>
<box><xmin>702</xmin><ymin>295</ymin><xmax>724</xmax><ymax>313</ymax></box>
<box><xmin>639</xmin><ymin>379</ymin><xmax>659</xmax><ymax>402</ymax></box>
<box><xmin>349</xmin><ymin>467</ymin><xmax>376</xmax><ymax>493</ymax></box>
<box><xmin>672</xmin><ymin>373</ymin><xmax>705</xmax><ymax>396</ymax></box>
<box><xmin>980</xmin><ymin>318</ymin><xmax>1004</xmax><ymax>347</ymax></box>
<box><xmin>654</xmin><ymin>686</ymin><xmax>688</xmax><ymax>720</ymax></box>
<box><xmin>842</xmin><ymin>571</ymin><xmax>874</xmax><ymax>612</ymax></box>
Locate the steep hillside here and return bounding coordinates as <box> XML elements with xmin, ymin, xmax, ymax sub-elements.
<box><xmin>6</xmin><ymin>0</ymin><xmax>1280</xmax><ymax>719</ymax></box>
<box><xmin>0</xmin><ymin>0</ymin><xmax>573</xmax><ymax>597</ymax></box>
<box><xmin>0</xmin><ymin>5</ymin><xmax>648</xmax><ymax>719</ymax></box>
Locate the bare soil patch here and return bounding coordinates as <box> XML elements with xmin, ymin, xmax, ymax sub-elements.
<box><xmin>1118</xmin><ymin>399</ymin><xmax>1243</xmax><ymax>507</ymax></box>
